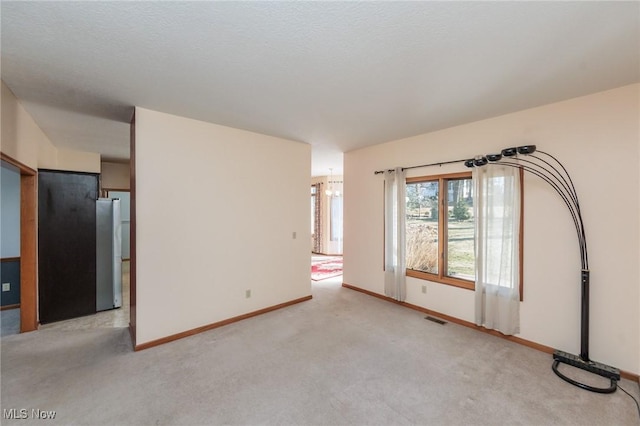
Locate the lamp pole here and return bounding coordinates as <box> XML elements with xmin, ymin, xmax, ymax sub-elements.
<box><xmin>466</xmin><ymin>145</ymin><xmax>620</xmax><ymax>394</ymax></box>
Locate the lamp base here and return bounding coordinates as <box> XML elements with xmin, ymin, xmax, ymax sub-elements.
<box><xmin>552</xmin><ymin>350</ymin><xmax>620</xmax><ymax>393</ymax></box>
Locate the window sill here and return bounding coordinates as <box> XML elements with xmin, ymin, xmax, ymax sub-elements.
<box><xmin>406</xmin><ymin>269</ymin><xmax>475</xmax><ymax>291</ymax></box>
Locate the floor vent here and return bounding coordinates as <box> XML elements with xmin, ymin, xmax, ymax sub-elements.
<box><xmin>425</xmin><ymin>316</ymin><xmax>446</xmax><ymax>325</ymax></box>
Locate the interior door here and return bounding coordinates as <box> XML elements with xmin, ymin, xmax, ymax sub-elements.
<box><xmin>38</xmin><ymin>170</ymin><xmax>98</xmax><ymax>323</ymax></box>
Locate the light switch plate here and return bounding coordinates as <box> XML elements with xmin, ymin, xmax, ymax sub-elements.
<box><xmin>2</xmin><ymin>283</ymin><xmax>10</xmax><ymax>292</ymax></box>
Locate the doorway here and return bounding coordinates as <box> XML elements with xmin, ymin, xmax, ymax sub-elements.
<box><xmin>38</xmin><ymin>187</ymin><xmax>131</xmax><ymax>331</ymax></box>
<box><xmin>0</xmin><ymin>153</ymin><xmax>38</xmax><ymax>334</ymax></box>
<box><xmin>310</xmin><ymin>176</ymin><xmax>343</xmax><ymax>256</ymax></box>
<box><xmin>1</xmin><ymin>161</ymin><xmax>21</xmax><ymax>336</ymax></box>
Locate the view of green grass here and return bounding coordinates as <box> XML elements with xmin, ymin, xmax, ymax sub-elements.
<box><xmin>446</xmin><ymin>220</ymin><xmax>474</xmax><ymax>279</ymax></box>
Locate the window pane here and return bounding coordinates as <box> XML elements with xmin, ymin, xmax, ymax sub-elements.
<box><xmin>446</xmin><ymin>178</ymin><xmax>474</xmax><ymax>280</ymax></box>
<box><xmin>330</xmin><ymin>197</ymin><xmax>343</xmax><ymax>241</ymax></box>
<box><xmin>406</xmin><ymin>181</ymin><xmax>439</xmax><ymax>274</ymax></box>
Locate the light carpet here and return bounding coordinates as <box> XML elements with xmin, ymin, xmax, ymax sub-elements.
<box><xmin>1</xmin><ymin>276</ymin><xmax>638</xmax><ymax>425</ymax></box>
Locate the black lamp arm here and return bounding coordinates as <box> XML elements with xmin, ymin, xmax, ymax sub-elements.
<box><xmin>536</xmin><ymin>151</ymin><xmax>581</xmax><ymax>207</ymax></box>
<box><xmin>535</xmin><ymin>151</ymin><xmax>589</xmax><ymax>267</ymax></box>
<box><xmin>466</xmin><ymin>145</ymin><xmax>619</xmax><ymax>393</ymax></box>
<box><xmin>517</xmin><ymin>156</ymin><xmax>580</xmax><ymax>208</ymax></box>
<box><xmin>491</xmin><ymin>161</ymin><xmax>587</xmax><ymax>270</ymax></box>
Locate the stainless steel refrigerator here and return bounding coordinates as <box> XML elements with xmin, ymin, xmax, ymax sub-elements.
<box><xmin>96</xmin><ymin>198</ymin><xmax>122</xmax><ymax>311</ymax></box>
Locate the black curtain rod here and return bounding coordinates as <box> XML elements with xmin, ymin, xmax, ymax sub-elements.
<box><xmin>373</xmin><ymin>158</ymin><xmax>467</xmax><ymax>175</ymax></box>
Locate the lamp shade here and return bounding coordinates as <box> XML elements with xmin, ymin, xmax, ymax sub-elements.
<box><xmin>517</xmin><ymin>145</ymin><xmax>537</xmax><ymax>154</ymax></box>
<box><xmin>502</xmin><ymin>147</ymin><xmax>518</xmax><ymax>157</ymax></box>
<box><xmin>474</xmin><ymin>157</ymin><xmax>488</xmax><ymax>167</ymax></box>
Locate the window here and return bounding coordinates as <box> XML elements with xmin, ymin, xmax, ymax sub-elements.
<box><xmin>406</xmin><ymin>172</ymin><xmax>475</xmax><ymax>290</ymax></box>
<box><xmin>330</xmin><ymin>196</ymin><xmax>343</xmax><ymax>242</ymax></box>
<box><xmin>405</xmin><ymin>170</ymin><xmax>524</xmax><ymax>294</ymax></box>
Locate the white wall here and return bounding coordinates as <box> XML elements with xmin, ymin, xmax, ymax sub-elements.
<box><xmin>344</xmin><ymin>84</ymin><xmax>640</xmax><ymax>374</ymax></box>
<box><xmin>2</xmin><ymin>80</ymin><xmax>50</xmax><ymax>169</ymax></box>
<box><xmin>38</xmin><ymin>147</ymin><xmax>101</xmax><ymax>173</ymax></box>
<box><xmin>101</xmin><ymin>161</ymin><xmax>130</xmax><ymax>190</ymax></box>
<box><xmin>1</xmin><ymin>80</ymin><xmax>100</xmax><ymax>173</ymax></box>
<box><xmin>135</xmin><ymin>107</ymin><xmax>312</xmax><ymax>345</ymax></box>
<box><xmin>1</xmin><ymin>165</ymin><xmax>21</xmax><ymax>257</ymax></box>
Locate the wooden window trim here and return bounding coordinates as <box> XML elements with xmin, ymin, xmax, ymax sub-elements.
<box><xmin>406</xmin><ymin>269</ymin><xmax>475</xmax><ymax>290</ymax></box>
<box><xmin>518</xmin><ymin>168</ymin><xmax>524</xmax><ymax>301</ymax></box>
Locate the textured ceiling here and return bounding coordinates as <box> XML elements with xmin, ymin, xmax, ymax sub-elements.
<box><xmin>2</xmin><ymin>2</ymin><xmax>639</xmax><ymax>176</ymax></box>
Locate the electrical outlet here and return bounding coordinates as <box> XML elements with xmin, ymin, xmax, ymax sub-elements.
<box><xmin>245</xmin><ymin>289</ymin><xmax>251</xmax><ymax>298</ymax></box>
<box><xmin>292</xmin><ymin>231</ymin><xmax>297</xmax><ymax>239</ymax></box>
<box><xmin>2</xmin><ymin>283</ymin><xmax>10</xmax><ymax>292</ymax></box>
<box><xmin>421</xmin><ymin>285</ymin><xmax>427</xmax><ymax>294</ymax></box>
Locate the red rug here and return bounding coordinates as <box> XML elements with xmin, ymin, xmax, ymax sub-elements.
<box><xmin>311</xmin><ymin>257</ymin><xmax>343</xmax><ymax>281</ymax></box>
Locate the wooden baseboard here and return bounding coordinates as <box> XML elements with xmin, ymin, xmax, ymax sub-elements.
<box><xmin>0</xmin><ymin>304</ymin><xmax>20</xmax><ymax>311</ymax></box>
<box><xmin>342</xmin><ymin>282</ymin><xmax>639</xmax><ymax>382</ymax></box>
<box><xmin>134</xmin><ymin>295</ymin><xmax>313</xmax><ymax>351</ymax></box>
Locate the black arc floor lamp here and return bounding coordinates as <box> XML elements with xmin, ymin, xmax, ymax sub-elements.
<box><xmin>465</xmin><ymin>145</ymin><xmax>620</xmax><ymax>393</ymax></box>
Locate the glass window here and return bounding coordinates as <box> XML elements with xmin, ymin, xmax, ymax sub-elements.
<box><xmin>330</xmin><ymin>196</ymin><xmax>343</xmax><ymax>242</ymax></box>
<box><xmin>404</xmin><ymin>171</ymin><xmax>522</xmax><ymax>293</ymax></box>
<box><xmin>406</xmin><ymin>180</ymin><xmax>439</xmax><ymax>275</ymax></box>
<box><xmin>446</xmin><ymin>178</ymin><xmax>474</xmax><ymax>281</ymax></box>
<box><xmin>405</xmin><ymin>172</ymin><xmax>475</xmax><ymax>290</ymax></box>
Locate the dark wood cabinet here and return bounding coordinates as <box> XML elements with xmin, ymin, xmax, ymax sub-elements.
<box><xmin>38</xmin><ymin>170</ymin><xmax>99</xmax><ymax>323</ymax></box>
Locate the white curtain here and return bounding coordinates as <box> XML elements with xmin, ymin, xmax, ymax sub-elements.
<box><xmin>473</xmin><ymin>165</ymin><xmax>521</xmax><ymax>335</ymax></box>
<box><xmin>384</xmin><ymin>167</ymin><xmax>406</xmax><ymax>301</ymax></box>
